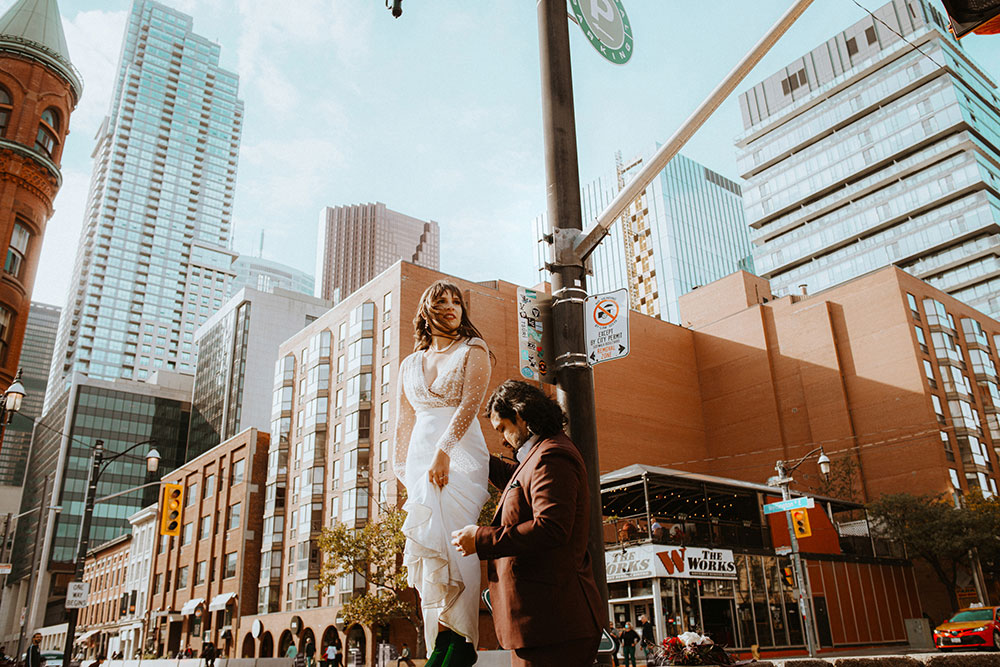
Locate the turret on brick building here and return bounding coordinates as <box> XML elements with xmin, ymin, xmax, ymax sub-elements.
<box><xmin>0</xmin><ymin>0</ymin><xmax>81</xmax><ymax>388</ymax></box>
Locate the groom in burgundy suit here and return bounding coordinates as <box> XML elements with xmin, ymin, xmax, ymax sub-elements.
<box><xmin>452</xmin><ymin>380</ymin><xmax>604</xmax><ymax>667</ymax></box>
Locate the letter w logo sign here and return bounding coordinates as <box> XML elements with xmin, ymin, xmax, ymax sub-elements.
<box><xmin>656</xmin><ymin>547</ymin><xmax>687</xmax><ymax>575</ymax></box>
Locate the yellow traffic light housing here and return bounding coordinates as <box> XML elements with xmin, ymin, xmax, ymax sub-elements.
<box><xmin>160</xmin><ymin>482</ymin><xmax>183</xmax><ymax>536</ymax></box>
<box><xmin>790</xmin><ymin>508</ymin><xmax>812</xmax><ymax>539</ymax></box>
<box><xmin>783</xmin><ymin>566</ymin><xmax>795</xmax><ymax>587</ymax></box>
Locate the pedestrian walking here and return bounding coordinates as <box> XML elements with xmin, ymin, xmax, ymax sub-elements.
<box><xmin>330</xmin><ymin>644</ymin><xmax>342</xmax><ymax>667</ymax></box>
<box><xmin>608</xmin><ymin>623</ymin><xmax>621</xmax><ymax>667</ymax></box>
<box><xmin>620</xmin><ymin>622</ymin><xmax>639</xmax><ymax>667</ymax></box>
<box><xmin>26</xmin><ymin>633</ymin><xmax>42</xmax><ymax>667</ymax></box>
<box><xmin>303</xmin><ymin>639</ymin><xmax>315</xmax><ymax>667</ymax></box>
<box><xmin>639</xmin><ymin>614</ymin><xmax>655</xmax><ymax>659</ymax></box>
<box><xmin>200</xmin><ymin>642</ymin><xmax>216</xmax><ymax>667</ymax></box>
<box><xmin>395</xmin><ymin>643</ymin><xmax>414</xmax><ymax>667</ymax></box>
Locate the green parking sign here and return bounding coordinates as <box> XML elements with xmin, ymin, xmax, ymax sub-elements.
<box><xmin>569</xmin><ymin>0</ymin><xmax>633</xmax><ymax>64</ymax></box>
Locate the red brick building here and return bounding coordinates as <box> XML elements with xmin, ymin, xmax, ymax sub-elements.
<box><xmin>148</xmin><ymin>428</ymin><xmax>267</xmax><ymax>658</ymax></box>
<box><xmin>0</xmin><ymin>0</ymin><xmax>81</xmax><ymax>386</ymax></box>
<box><xmin>78</xmin><ymin>534</ymin><xmax>131</xmax><ymax>660</ymax></box>
<box><xmin>237</xmin><ymin>261</ymin><xmax>1000</xmax><ymax>661</ymax></box>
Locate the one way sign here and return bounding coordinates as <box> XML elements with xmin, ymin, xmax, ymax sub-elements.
<box><xmin>585</xmin><ymin>288</ymin><xmax>630</xmax><ymax>366</ymax></box>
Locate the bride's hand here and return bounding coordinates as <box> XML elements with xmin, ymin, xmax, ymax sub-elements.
<box><xmin>428</xmin><ymin>449</ymin><xmax>450</xmax><ymax>488</ymax></box>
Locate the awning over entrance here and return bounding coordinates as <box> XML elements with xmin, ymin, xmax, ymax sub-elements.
<box><xmin>180</xmin><ymin>598</ymin><xmax>205</xmax><ymax>616</ymax></box>
<box><xmin>74</xmin><ymin>630</ymin><xmax>98</xmax><ymax>644</ymax></box>
<box><xmin>208</xmin><ymin>592</ymin><xmax>236</xmax><ymax>612</ymax></box>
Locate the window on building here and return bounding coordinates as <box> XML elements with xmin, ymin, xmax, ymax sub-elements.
<box><xmin>865</xmin><ymin>26</ymin><xmax>877</xmax><ymax>44</ymax></box>
<box><xmin>915</xmin><ymin>326</ymin><xmax>927</xmax><ymax>353</ymax></box>
<box><xmin>176</xmin><ymin>565</ymin><xmax>188</xmax><ymax>589</ymax></box>
<box><xmin>200</xmin><ymin>515</ymin><xmax>211</xmax><ymax>540</ymax></box>
<box><xmin>4</xmin><ymin>221</ymin><xmax>30</xmax><ymax>280</ymax></box>
<box><xmin>846</xmin><ymin>36</ymin><xmax>858</xmax><ymax>56</ymax></box>
<box><xmin>195</xmin><ymin>560</ymin><xmax>206</xmax><ymax>586</ymax></box>
<box><xmin>153</xmin><ymin>573</ymin><xmax>163</xmax><ymax>594</ymax></box>
<box><xmin>0</xmin><ymin>306</ymin><xmax>12</xmax><ymax>365</ymax></box>
<box><xmin>906</xmin><ymin>293</ymin><xmax>920</xmax><ymax>320</ymax></box>
<box><xmin>923</xmin><ymin>360</ymin><xmax>936</xmax><ymax>389</ymax></box>
<box><xmin>941</xmin><ymin>431</ymin><xmax>955</xmax><ymax>462</ymax></box>
<box><xmin>182</xmin><ymin>522</ymin><xmax>193</xmax><ymax>546</ymax></box>
<box><xmin>34</xmin><ymin>108</ymin><xmax>59</xmax><ymax>157</ymax></box>
<box><xmin>0</xmin><ymin>86</ymin><xmax>11</xmax><ymax>136</ymax></box>
<box><xmin>231</xmin><ymin>458</ymin><xmax>245</xmax><ymax>484</ymax></box>
<box><xmin>931</xmin><ymin>394</ymin><xmax>946</xmax><ymax>423</ymax></box>
<box><xmin>780</xmin><ymin>68</ymin><xmax>807</xmax><ymax>95</ymax></box>
<box><xmin>203</xmin><ymin>474</ymin><xmax>214</xmax><ymax>498</ymax></box>
<box><xmin>227</xmin><ymin>502</ymin><xmax>241</xmax><ymax>530</ymax></box>
<box><xmin>186</xmin><ymin>482</ymin><xmax>198</xmax><ymax>506</ymax></box>
<box><xmin>224</xmin><ymin>552</ymin><xmax>237</xmax><ymax>578</ymax></box>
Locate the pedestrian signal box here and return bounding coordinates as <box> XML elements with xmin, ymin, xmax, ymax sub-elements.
<box><xmin>160</xmin><ymin>483</ymin><xmax>183</xmax><ymax>536</ymax></box>
<box><xmin>783</xmin><ymin>566</ymin><xmax>795</xmax><ymax>587</ymax></box>
<box><xmin>790</xmin><ymin>509</ymin><xmax>812</xmax><ymax>539</ymax></box>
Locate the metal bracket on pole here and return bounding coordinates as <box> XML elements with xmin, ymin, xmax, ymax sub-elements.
<box><xmin>550</xmin><ymin>227</ymin><xmax>584</xmax><ymax>269</ymax></box>
<box><xmin>554</xmin><ymin>351</ymin><xmax>591</xmax><ymax>371</ymax></box>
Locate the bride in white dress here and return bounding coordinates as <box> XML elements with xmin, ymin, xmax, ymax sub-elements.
<box><xmin>393</xmin><ymin>280</ymin><xmax>491</xmax><ymax>666</ymax></box>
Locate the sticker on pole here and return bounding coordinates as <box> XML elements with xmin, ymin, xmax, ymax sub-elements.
<box><xmin>569</xmin><ymin>0</ymin><xmax>633</xmax><ymax>65</ymax></box>
<box><xmin>65</xmin><ymin>581</ymin><xmax>90</xmax><ymax>609</ymax></box>
<box><xmin>516</xmin><ymin>287</ymin><xmax>555</xmax><ymax>384</ymax></box>
<box><xmin>585</xmin><ymin>288</ymin><xmax>629</xmax><ymax>365</ymax></box>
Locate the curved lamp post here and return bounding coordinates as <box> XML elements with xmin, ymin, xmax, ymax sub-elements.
<box><xmin>62</xmin><ymin>440</ymin><xmax>160</xmax><ymax>667</ymax></box>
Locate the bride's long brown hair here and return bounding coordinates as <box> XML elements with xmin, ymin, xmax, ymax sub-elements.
<box><xmin>412</xmin><ymin>281</ymin><xmax>486</xmax><ymax>352</ymax></box>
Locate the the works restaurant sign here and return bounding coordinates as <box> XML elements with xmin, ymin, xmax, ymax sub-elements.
<box><xmin>606</xmin><ymin>545</ymin><xmax>737</xmax><ymax>582</ymax></box>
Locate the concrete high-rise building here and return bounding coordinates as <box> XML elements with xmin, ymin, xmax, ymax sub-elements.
<box><xmin>0</xmin><ymin>302</ymin><xmax>60</xmax><ymax>492</ymax></box>
<box><xmin>736</xmin><ymin>0</ymin><xmax>1000</xmax><ymax>317</ymax></box>
<box><xmin>315</xmin><ymin>203</ymin><xmax>439</xmax><ymax>302</ymax></box>
<box><xmin>230</xmin><ymin>255</ymin><xmax>314</xmax><ymax>297</ymax></box>
<box><xmin>0</xmin><ymin>0</ymin><xmax>81</xmax><ymax>392</ymax></box>
<box><xmin>534</xmin><ymin>150</ymin><xmax>753</xmax><ymax>323</ymax></box>
<box><xmin>1</xmin><ymin>372</ymin><xmax>190</xmax><ymax>642</ymax></box>
<box><xmin>46</xmin><ymin>0</ymin><xmax>243</xmax><ymax>407</ymax></box>
<box><xmin>187</xmin><ymin>286</ymin><xmax>331</xmax><ymax>458</ymax></box>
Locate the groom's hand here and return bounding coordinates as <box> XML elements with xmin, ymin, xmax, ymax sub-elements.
<box><xmin>451</xmin><ymin>525</ymin><xmax>478</xmax><ymax>556</ymax></box>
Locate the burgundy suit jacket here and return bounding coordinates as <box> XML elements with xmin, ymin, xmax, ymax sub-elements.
<box><xmin>474</xmin><ymin>431</ymin><xmax>605</xmax><ymax>649</ymax></box>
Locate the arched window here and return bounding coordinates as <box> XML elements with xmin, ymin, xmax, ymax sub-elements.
<box><xmin>0</xmin><ymin>87</ymin><xmax>11</xmax><ymax>137</ymax></box>
<box><xmin>4</xmin><ymin>219</ymin><xmax>30</xmax><ymax>280</ymax></box>
<box><xmin>34</xmin><ymin>107</ymin><xmax>60</xmax><ymax>157</ymax></box>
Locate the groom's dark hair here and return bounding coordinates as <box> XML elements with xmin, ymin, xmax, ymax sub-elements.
<box><xmin>485</xmin><ymin>380</ymin><xmax>566</xmax><ymax>438</ymax></box>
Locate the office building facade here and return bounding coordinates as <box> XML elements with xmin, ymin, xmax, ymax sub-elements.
<box><xmin>534</xmin><ymin>150</ymin><xmax>753</xmax><ymax>324</ymax></box>
<box><xmin>188</xmin><ymin>287</ymin><xmax>331</xmax><ymax>458</ymax></box>
<box><xmin>47</xmin><ymin>0</ymin><xmax>243</xmax><ymax>406</ymax></box>
<box><xmin>0</xmin><ymin>302</ymin><xmax>60</xmax><ymax>490</ymax></box>
<box><xmin>2</xmin><ymin>372</ymin><xmax>190</xmax><ymax>642</ymax></box>
<box><xmin>230</xmin><ymin>256</ymin><xmax>314</xmax><ymax>297</ymax></box>
<box><xmin>736</xmin><ymin>0</ymin><xmax>1000</xmax><ymax>317</ymax></box>
<box><xmin>77</xmin><ymin>534</ymin><xmax>132</xmax><ymax>660</ymax></box>
<box><xmin>315</xmin><ymin>203</ymin><xmax>439</xmax><ymax>302</ymax></box>
<box><xmin>0</xmin><ymin>0</ymin><xmax>81</xmax><ymax>391</ymax></box>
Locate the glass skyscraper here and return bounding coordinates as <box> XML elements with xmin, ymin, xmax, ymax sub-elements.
<box><xmin>736</xmin><ymin>0</ymin><xmax>1000</xmax><ymax>316</ymax></box>
<box><xmin>535</xmin><ymin>149</ymin><xmax>753</xmax><ymax>324</ymax></box>
<box><xmin>46</xmin><ymin>0</ymin><xmax>243</xmax><ymax>407</ymax></box>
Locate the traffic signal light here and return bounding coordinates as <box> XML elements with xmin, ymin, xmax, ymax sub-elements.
<box><xmin>160</xmin><ymin>483</ymin><xmax>183</xmax><ymax>536</ymax></box>
<box><xmin>940</xmin><ymin>0</ymin><xmax>1000</xmax><ymax>38</ymax></box>
<box><xmin>791</xmin><ymin>509</ymin><xmax>812</xmax><ymax>539</ymax></box>
<box><xmin>783</xmin><ymin>566</ymin><xmax>795</xmax><ymax>587</ymax></box>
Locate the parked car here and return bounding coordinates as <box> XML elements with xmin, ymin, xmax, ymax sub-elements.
<box><xmin>934</xmin><ymin>605</ymin><xmax>1000</xmax><ymax>651</ymax></box>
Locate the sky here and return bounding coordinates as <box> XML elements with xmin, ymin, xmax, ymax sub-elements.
<box><xmin>10</xmin><ymin>0</ymin><xmax>1000</xmax><ymax>308</ymax></box>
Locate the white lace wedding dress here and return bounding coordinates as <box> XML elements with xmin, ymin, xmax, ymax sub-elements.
<box><xmin>393</xmin><ymin>337</ymin><xmax>491</xmax><ymax>649</ymax></box>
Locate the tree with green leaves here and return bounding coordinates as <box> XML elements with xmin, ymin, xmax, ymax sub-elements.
<box><xmin>868</xmin><ymin>492</ymin><xmax>977</xmax><ymax>611</ymax></box>
<box><xmin>316</xmin><ymin>501</ymin><xmax>425</xmax><ymax>656</ymax></box>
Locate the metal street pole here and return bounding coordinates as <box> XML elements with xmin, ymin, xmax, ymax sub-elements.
<box><xmin>62</xmin><ymin>441</ymin><xmax>104</xmax><ymax>667</ymax></box>
<box><xmin>536</xmin><ymin>0</ymin><xmax>609</xmax><ymax>654</ymax></box>
<box><xmin>776</xmin><ymin>465</ymin><xmax>818</xmax><ymax>658</ymax></box>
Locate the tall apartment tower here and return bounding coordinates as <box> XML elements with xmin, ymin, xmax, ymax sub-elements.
<box><xmin>0</xmin><ymin>0</ymin><xmax>81</xmax><ymax>391</ymax></box>
<box><xmin>46</xmin><ymin>0</ymin><xmax>243</xmax><ymax>407</ymax></box>
<box><xmin>534</xmin><ymin>150</ymin><xmax>752</xmax><ymax>324</ymax></box>
<box><xmin>0</xmin><ymin>302</ymin><xmax>60</xmax><ymax>491</ymax></box>
<box><xmin>315</xmin><ymin>202</ymin><xmax>439</xmax><ymax>302</ymax></box>
<box><xmin>736</xmin><ymin>0</ymin><xmax>1000</xmax><ymax>316</ymax></box>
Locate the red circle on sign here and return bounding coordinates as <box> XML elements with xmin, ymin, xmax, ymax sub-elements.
<box><xmin>593</xmin><ymin>299</ymin><xmax>618</xmax><ymax>326</ymax></box>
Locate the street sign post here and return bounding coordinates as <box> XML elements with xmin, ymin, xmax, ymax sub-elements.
<box><xmin>568</xmin><ymin>0</ymin><xmax>633</xmax><ymax>64</ymax></box>
<box><xmin>65</xmin><ymin>581</ymin><xmax>90</xmax><ymax>609</ymax></box>
<box><xmin>585</xmin><ymin>288</ymin><xmax>630</xmax><ymax>365</ymax></box>
<box><xmin>516</xmin><ymin>287</ymin><xmax>555</xmax><ymax>384</ymax></box>
<box><xmin>763</xmin><ymin>496</ymin><xmax>815</xmax><ymax>514</ymax></box>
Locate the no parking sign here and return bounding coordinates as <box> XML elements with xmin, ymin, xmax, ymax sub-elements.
<box><xmin>585</xmin><ymin>288</ymin><xmax>630</xmax><ymax>365</ymax></box>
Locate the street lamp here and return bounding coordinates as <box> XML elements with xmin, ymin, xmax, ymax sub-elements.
<box><xmin>61</xmin><ymin>439</ymin><xmax>160</xmax><ymax>667</ymax></box>
<box><xmin>772</xmin><ymin>447</ymin><xmax>829</xmax><ymax>658</ymax></box>
<box><xmin>2</xmin><ymin>369</ymin><xmax>25</xmax><ymax>420</ymax></box>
